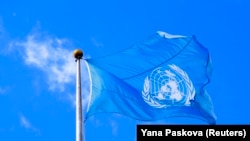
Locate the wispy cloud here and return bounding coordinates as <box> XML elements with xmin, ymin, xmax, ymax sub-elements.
<box><xmin>10</xmin><ymin>33</ymin><xmax>76</xmax><ymax>92</ymax></box>
<box><xmin>20</xmin><ymin>114</ymin><xmax>40</xmax><ymax>134</ymax></box>
<box><xmin>20</xmin><ymin>115</ymin><xmax>32</xmax><ymax>129</ymax></box>
<box><xmin>9</xmin><ymin>30</ymin><xmax>90</xmax><ymax>109</ymax></box>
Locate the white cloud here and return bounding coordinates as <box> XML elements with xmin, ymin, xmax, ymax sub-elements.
<box><xmin>20</xmin><ymin>115</ymin><xmax>32</xmax><ymax>129</ymax></box>
<box><xmin>11</xmin><ymin>33</ymin><xmax>76</xmax><ymax>92</ymax></box>
<box><xmin>9</xmin><ymin>31</ymin><xmax>91</xmax><ymax>109</ymax></box>
<box><xmin>20</xmin><ymin>114</ymin><xmax>40</xmax><ymax>134</ymax></box>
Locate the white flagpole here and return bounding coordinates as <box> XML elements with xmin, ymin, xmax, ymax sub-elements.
<box><xmin>74</xmin><ymin>49</ymin><xmax>84</xmax><ymax>141</ymax></box>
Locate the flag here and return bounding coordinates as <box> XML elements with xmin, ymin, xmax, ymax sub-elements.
<box><xmin>84</xmin><ymin>31</ymin><xmax>216</xmax><ymax>124</ymax></box>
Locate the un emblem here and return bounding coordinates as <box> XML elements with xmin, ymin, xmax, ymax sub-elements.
<box><xmin>142</xmin><ymin>64</ymin><xmax>195</xmax><ymax>108</ymax></box>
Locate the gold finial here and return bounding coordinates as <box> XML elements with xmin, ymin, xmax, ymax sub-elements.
<box><xmin>73</xmin><ymin>49</ymin><xmax>83</xmax><ymax>59</ymax></box>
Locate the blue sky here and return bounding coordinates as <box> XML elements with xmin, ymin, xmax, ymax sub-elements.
<box><xmin>0</xmin><ymin>0</ymin><xmax>250</xmax><ymax>140</ymax></box>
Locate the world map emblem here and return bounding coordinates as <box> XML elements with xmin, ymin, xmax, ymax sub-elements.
<box><xmin>142</xmin><ymin>64</ymin><xmax>195</xmax><ymax>108</ymax></box>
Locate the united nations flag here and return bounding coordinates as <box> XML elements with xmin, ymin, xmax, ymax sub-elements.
<box><xmin>84</xmin><ymin>31</ymin><xmax>216</xmax><ymax>124</ymax></box>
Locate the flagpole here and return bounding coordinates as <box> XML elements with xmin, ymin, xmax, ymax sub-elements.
<box><xmin>74</xmin><ymin>49</ymin><xmax>84</xmax><ymax>141</ymax></box>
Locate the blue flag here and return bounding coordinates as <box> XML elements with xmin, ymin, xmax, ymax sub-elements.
<box><xmin>84</xmin><ymin>31</ymin><xmax>216</xmax><ymax>124</ymax></box>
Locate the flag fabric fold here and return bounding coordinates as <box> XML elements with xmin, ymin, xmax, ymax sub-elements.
<box><xmin>84</xmin><ymin>31</ymin><xmax>216</xmax><ymax>124</ymax></box>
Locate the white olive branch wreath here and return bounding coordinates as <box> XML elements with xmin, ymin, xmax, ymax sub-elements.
<box><xmin>141</xmin><ymin>64</ymin><xmax>195</xmax><ymax>108</ymax></box>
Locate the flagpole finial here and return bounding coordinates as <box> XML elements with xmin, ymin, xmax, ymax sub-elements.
<box><xmin>74</xmin><ymin>49</ymin><xmax>84</xmax><ymax>59</ymax></box>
